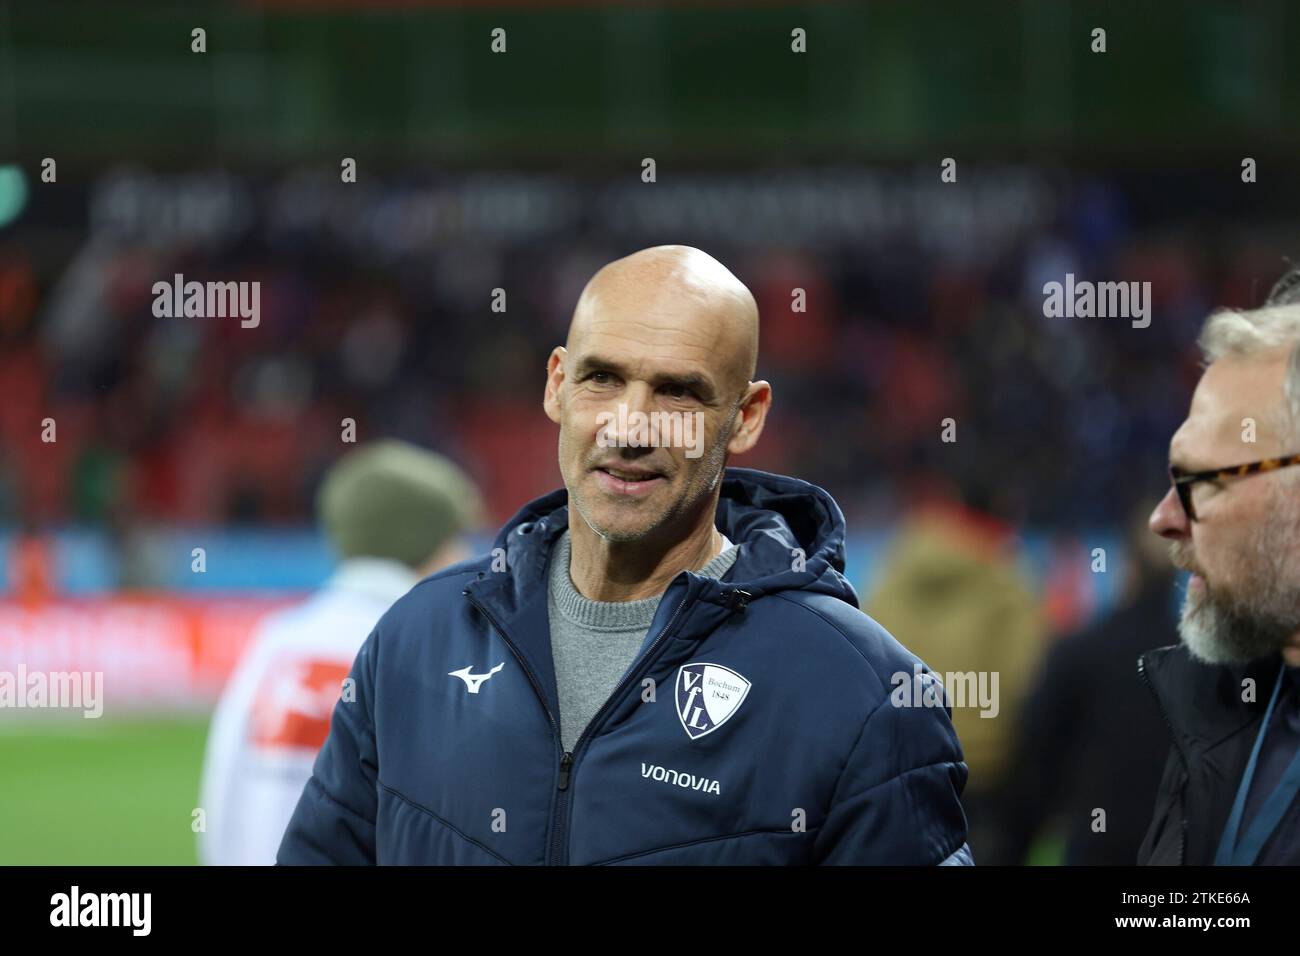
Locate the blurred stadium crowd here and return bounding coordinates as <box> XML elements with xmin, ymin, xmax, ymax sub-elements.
<box><xmin>1</xmin><ymin>164</ymin><xmax>1270</xmax><ymax>547</ymax></box>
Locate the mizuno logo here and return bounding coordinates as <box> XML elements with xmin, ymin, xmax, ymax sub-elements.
<box><xmin>448</xmin><ymin>663</ymin><xmax>504</xmax><ymax>694</ymax></box>
<box><xmin>641</xmin><ymin>762</ymin><xmax>721</xmax><ymax>796</ymax></box>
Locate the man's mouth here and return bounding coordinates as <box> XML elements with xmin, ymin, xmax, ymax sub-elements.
<box><xmin>1169</xmin><ymin>546</ymin><xmax>1205</xmax><ymax>583</ymax></box>
<box><xmin>593</xmin><ymin>465</ymin><xmax>666</xmax><ymax>496</ymax></box>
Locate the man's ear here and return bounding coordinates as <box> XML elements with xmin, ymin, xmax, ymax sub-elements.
<box><xmin>726</xmin><ymin>380</ymin><xmax>772</xmax><ymax>456</ymax></box>
<box><xmin>543</xmin><ymin>347</ymin><xmax>567</xmax><ymax>424</ymax></box>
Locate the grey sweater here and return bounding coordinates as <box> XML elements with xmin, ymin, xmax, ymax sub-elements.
<box><xmin>546</xmin><ymin>528</ymin><xmax>739</xmax><ymax>753</ymax></box>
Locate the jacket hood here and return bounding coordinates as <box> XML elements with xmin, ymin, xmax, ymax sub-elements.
<box><xmin>490</xmin><ymin>466</ymin><xmax>858</xmax><ymax>609</ymax></box>
<box><xmin>458</xmin><ymin>467</ymin><xmax>859</xmax><ymax>730</ymax></box>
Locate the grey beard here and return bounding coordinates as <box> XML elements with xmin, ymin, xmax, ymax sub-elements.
<box><xmin>1179</xmin><ymin>573</ymin><xmax>1300</xmax><ymax>665</ymax></box>
<box><xmin>1177</xmin><ymin>481</ymin><xmax>1300</xmax><ymax>665</ymax></box>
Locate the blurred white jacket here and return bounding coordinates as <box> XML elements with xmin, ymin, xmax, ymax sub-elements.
<box><xmin>198</xmin><ymin>557</ymin><xmax>419</xmax><ymax>865</ymax></box>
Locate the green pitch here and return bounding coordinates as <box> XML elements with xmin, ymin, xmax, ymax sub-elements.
<box><xmin>0</xmin><ymin>715</ymin><xmax>1066</xmax><ymax>866</ymax></box>
<box><xmin>0</xmin><ymin>716</ymin><xmax>209</xmax><ymax>865</ymax></box>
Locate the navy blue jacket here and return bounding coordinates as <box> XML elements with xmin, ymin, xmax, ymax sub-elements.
<box><xmin>278</xmin><ymin>467</ymin><xmax>972</xmax><ymax>865</ymax></box>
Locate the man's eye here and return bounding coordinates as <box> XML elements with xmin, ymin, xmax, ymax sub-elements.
<box><xmin>1193</xmin><ymin>479</ymin><xmax>1224</xmax><ymax>503</ymax></box>
<box><xmin>662</xmin><ymin>384</ymin><xmax>694</xmax><ymax>400</ymax></box>
<box><xmin>589</xmin><ymin>372</ymin><xmax>613</xmax><ymax>385</ymax></box>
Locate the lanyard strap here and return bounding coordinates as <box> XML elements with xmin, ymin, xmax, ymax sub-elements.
<box><xmin>1215</xmin><ymin>662</ymin><xmax>1300</xmax><ymax>865</ymax></box>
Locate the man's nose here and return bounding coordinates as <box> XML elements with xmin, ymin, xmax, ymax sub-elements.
<box><xmin>599</xmin><ymin>384</ymin><xmax>656</xmax><ymax>451</ymax></box>
<box><xmin>621</xmin><ymin>383</ymin><xmax>655</xmax><ymax>420</ymax></box>
<box><xmin>1149</xmin><ymin>485</ymin><xmax>1189</xmax><ymax>540</ymax></box>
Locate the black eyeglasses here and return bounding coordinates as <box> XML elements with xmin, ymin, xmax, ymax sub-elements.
<box><xmin>1169</xmin><ymin>453</ymin><xmax>1300</xmax><ymax>521</ymax></box>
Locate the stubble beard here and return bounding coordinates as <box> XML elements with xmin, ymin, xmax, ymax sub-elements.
<box><xmin>567</xmin><ymin>409</ymin><xmax>735</xmax><ymax>545</ymax></box>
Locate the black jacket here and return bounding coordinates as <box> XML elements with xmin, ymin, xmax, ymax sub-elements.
<box><xmin>1137</xmin><ymin>643</ymin><xmax>1284</xmax><ymax>865</ymax></box>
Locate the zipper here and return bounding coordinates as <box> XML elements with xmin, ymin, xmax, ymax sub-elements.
<box><xmin>465</xmin><ymin>580</ymin><xmax>698</xmax><ymax>865</ymax></box>
<box><xmin>1138</xmin><ymin>653</ymin><xmax>1187</xmax><ymax>865</ymax></box>
<box><xmin>557</xmin><ymin>752</ymin><xmax>573</xmax><ymax>790</ymax></box>
<box><xmin>547</xmin><ymin>579</ymin><xmax>699</xmax><ymax>865</ymax></box>
<box><xmin>549</xmin><ymin>751</ymin><xmax>574</xmax><ymax>864</ymax></box>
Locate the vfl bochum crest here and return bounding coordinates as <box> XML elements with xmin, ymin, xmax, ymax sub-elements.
<box><xmin>675</xmin><ymin>663</ymin><xmax>751</xmax><ymax>740</ymax></box>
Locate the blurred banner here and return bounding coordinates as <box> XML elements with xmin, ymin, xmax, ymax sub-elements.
<box><xmin>0</xmin><ymin>595</ymin><xmax>298</xmax><ymax>710</ymax></box>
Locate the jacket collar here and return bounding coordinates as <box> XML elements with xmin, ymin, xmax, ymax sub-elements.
<box><xmin>460</xmin><ymin>467</ymin><xmax>857</xmax><ymax>723</ymax></box>
<box><xmin>1140</xmin><ymin>642</ymin><xmax>1283</xmax><ymax>758</ymax></box>
<box><xmin>473</xmin><ymin>466</ymin><xmax>856</xmax><ymax>611</ymax></box>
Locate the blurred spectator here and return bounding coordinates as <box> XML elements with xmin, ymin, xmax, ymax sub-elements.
<box><xmin>981</xmin><ymin>500</ymin><xmax>1176</xmax><ymax>864</ymax></box>
<box><xmin>197</xmin><ymin>440</ymin><xmax>483</xmax><ymax>865</ymax></box>
<box><xmin>866</xmin><ymin>489</ymin><xmax>1047</xmax><ymax>861</ymax></box>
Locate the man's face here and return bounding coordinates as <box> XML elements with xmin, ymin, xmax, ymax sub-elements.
<box><xmin>543</xmin><ymin>290</ymin><xmax>763</xmax><ymax>544</ymax></box>
<box><xmin>1149</xmin><ymin>349</ymin><xmax>1300</xmax><ymax>664</ymax></box>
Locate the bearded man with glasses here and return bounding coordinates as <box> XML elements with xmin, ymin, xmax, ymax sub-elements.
<box><xmin>1141</xmin><ymin>267</ymin><xmax>1300</xmax><ymax>865</ymax></box>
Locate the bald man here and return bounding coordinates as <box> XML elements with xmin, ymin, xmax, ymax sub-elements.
<box><xmin>279</xmin><ymin>246</ymin><xmax>972</xmax><ymax>865</ymax></box>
